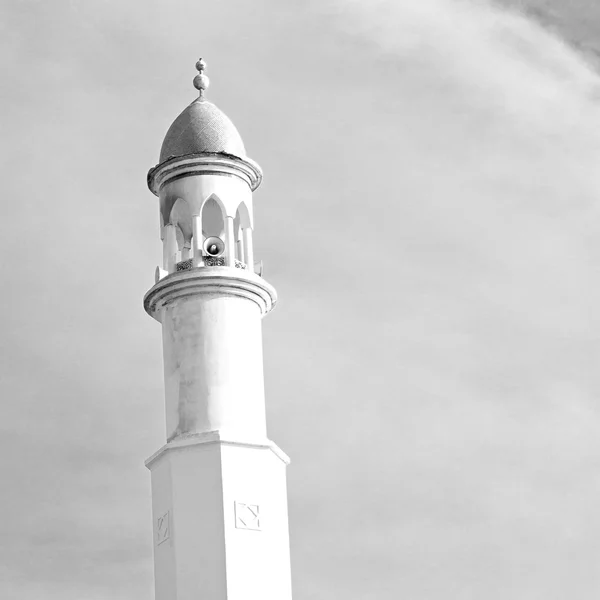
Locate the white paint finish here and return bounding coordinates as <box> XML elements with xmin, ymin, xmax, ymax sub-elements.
<box><xmin>163</xmin><ymin>224</ymin><xmax>178</xmax><ymax>272</ymax></box>
<box><xmin>243</xmin><ymin>227</ymin><xmax>254</xmax><ymax>273</ymax></box>
<box><xmin>145</xmin><ymin>267</ymin><xmax>291</xmax><ymax>598</ymax></box>
<box><xmin>155</xmin><ymin>266</ymin><xmax>168</xmax><ymax>283</ymax></box>
<box><xmin>148</xmin><ymin>441</ymin><xmax>291</xmax><ymax>600</ymax></box>
<box><xmin>234</xmin><ymin>501</ymin><xmax>260</xmax><ymax>530</ymax></box>
<box><xmin>160</xmin><ymin>174</ymin><xmax>254</xmax><ymax>225</ymax></box>
<box><xmin>160</xmin><ymin>290</ymin><xmax>267</xmax><ymax>441</ymax></box>
<box><xmin>156</xmin><ymin>511</ymin><xmax>170</xmax><ymax>545</ymax></box>
<box><xmin>192</xmin><ymin>214</ymin><xmax>203</xmax><ymax>267</ymax></box>
<box><xmin>145</xmin><ymin>431</ymin><xmax>290</xmax><ymax>470</ymax></box>
<box><xmin>181</xmin><ymin>242</ymin><xmax>191</xmax><ymax>261</ymax></box>
<box><xmin>236</xmin><ymin>238</ymin><xmax>245</xmax><ymax>264</ymax></box>
<box><xmin>150</xmin><ymin>456</ymin><xmax>176</xmax><ymax>600</ymax></box>
<box><xmin>170</xmin><ymin>198</ymin><xmax>193</xmax><ymax>241</ymax></box>
<box><xmin>158</xmin><ymin>175</ymin><xmax>254</xmax><ymax>270</ymax></box>
<box><xmin>150</xmin><ymin>444</ymin><xmax>228</xmax><ymax>600</ymax></box>
<box><xmin>145</xmin><ymin>269</ymin><xmax>277</xmax><ymax>320</ymax></box>
<box><xmin>146</xmin><ymin>138</ymin><xmax>291</xmax><ymax>597</ymax></box>
<box><xmin>221</xmin><ymin>444</ymin><xmax>293</xmax><ymax>600</ymax></box>
<box><xmin>225</xmin><ymin>216</ymin><xmax>235</xmax><ymax>266</ymax></box>
<box><xmin>148</xmin><ymin>154</ymin><xmax>262</xmax><ymax>197</ymax></box>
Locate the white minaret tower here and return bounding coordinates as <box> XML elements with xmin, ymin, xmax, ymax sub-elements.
<box><xmin>143</xmin><ymin>59</ymin><xmax>292</xmax><ymax>600</ymax></box>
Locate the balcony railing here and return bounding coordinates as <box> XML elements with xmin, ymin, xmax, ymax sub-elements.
<box><xmin>175</xmin><ymin>257</ymin><xmax>247</xmax><ymax>271</ymax></box>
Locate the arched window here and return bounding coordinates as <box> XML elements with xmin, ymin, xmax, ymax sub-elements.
<box><xmin>169</xmin><ymin>198</ymin><xmax>193</xmax><ymax>269</ymax></box>
<box><xmin>201</xmin><ymin>196</ymin><xmax>225</xmax><ymax>239</ymax></box>
<box><xmin>201</xmin><ymin>196</ymin><xmax>227</xmax><ymax>266</ymax></box>
<box><xmin>234</xmin><ymin>209</ymin><xmax>243</xmax><ymax>264</ymax></box>
<box><xmin>235</xmin><ymin>201</ymin><xmax>253</xmax><ymax>272</ymax></box>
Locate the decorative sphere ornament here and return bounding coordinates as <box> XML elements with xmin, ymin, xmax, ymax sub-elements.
<box><xmin>193</xmin><ymin>58</ymin><xmax>210</xmax><ymax>97</ymax></box>
<box><xmin>193</xmin><ymin>74</ymin><xmax>210</xmax><ymax>92</ymax></box>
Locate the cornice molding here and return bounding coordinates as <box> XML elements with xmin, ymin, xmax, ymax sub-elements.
<box><xmin>144</xmin><ymin>267</ymin><xmax>277</xmax><ymax>320</ymax></box>
<box><xmin>145</xmin><ymin>430</ymin><xmax>291</xmax><ymax>469</ymax></box>
<box><xmin>147</xmin><ymin>152</ymin><xmax>263</xmax><ymax>195</ymax></box>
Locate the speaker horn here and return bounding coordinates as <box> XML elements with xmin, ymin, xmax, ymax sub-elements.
<box><xmin>203</xmin><ymin>236</ymin><xmax>225</xmax><ymax>257</ymax></box>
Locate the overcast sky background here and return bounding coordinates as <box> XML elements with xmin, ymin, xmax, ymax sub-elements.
<box><xmin>1</xmin><ymin>0</ymin><xmax>600</xmax><ymax>598</ymax></box>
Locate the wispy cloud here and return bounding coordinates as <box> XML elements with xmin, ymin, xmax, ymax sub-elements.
<box><xmin>1</xmin><ymin>0</ymin><xmax>600</xmax><ymax>598</ymax></box>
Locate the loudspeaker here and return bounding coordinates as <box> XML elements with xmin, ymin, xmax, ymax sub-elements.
<box><xmin>203</xmin><ymin>236</ymin><xmax>225</xmax><ymax>257</ymax></box>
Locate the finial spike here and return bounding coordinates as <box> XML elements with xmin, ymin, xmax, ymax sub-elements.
<box><xmin>193</xmin><ymin>57</ymin><xmax>210</xmax><ymax>99</ymax></box>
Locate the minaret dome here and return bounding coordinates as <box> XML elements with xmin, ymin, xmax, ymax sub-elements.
<box><xmin>147</xmin><ymin>59</ymin><xmax>263</xmax><ymax>279</ymax></box>
<box><xmin>159</xmin><ymin>59</ymin><xmax>246</xmax><ymax>162</ymax></box>
<box><xmin>143</xmin><ymin>58</ymin><xmax>291</xmax><ymax>600</ymax></box>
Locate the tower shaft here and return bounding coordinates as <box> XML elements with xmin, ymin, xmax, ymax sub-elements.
<box><xmin>143</xmin><ymin>60</ymin><xmax>292</xmax><ymax>599</ymax></box>
<box><xmin>145</xmin><ymin>271</ymin><xmax>291</xmax><ymax>600</ymax></box>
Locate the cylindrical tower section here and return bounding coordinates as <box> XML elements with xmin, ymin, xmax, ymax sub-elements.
<box><xmin>161</xmin><ymin>290</ymin><xmax>265</xmax><ymax>440</ymax></box>
<box><xmin>144</xmin><ymin>269</ymin><xmax>277</xmax><ymax>442</ymax></box>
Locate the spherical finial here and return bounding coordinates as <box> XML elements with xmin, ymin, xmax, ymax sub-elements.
<box><xmin>193</xmin><ymin>58</ymin><xmax>210</xmax><ymax>98</ymax></box>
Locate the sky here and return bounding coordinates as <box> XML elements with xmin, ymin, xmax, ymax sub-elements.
<box><xmin>1</xmin><ymin>0</ymin><xmax>600</xmax><ymax>598</ymax></box>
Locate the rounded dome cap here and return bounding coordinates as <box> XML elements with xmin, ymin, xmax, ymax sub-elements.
<box><xmin>159</xmin><ymin>99</ymin><xmax>247</xmax><ymax>163</ymax></box>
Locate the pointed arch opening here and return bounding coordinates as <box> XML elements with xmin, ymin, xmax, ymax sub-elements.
<box><xmin>170</xmin><ymin>199</ymin><xmax>192</xmax><ymax>239</ymax></box>
<box><xmin>234</xmin><ymin>210</ymin><xmax>243</xmax><ymax>264</ymax></box>
<box><xmin>199</xmin><ymin>195</ymin><xmax>228</xmax><ymax>266</ymax></box>
<box><xmin>201</xmin><ymin>195</ymin><xmax>225</xmax><ymax>240</ymax></box>
<box><xmin>168</xmin><ymin>198</ymin><xmax>193</xmax><ymax>268</ymax></box>
<box><xmin>235</xmin><ymin>201</ymin><xmax>253</xmax><ymax>271</ymax></box>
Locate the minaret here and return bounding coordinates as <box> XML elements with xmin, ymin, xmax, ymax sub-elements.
<box><xmin>144</xmin><ymin>59</ymin><xmax>292</xmax><ymax>600</ymax></box>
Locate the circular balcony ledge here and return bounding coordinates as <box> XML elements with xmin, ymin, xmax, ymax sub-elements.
<box><xmin>144</xmin><ymin>267</ymin><xmax>277</xmax><ymax>321</ymax></box>
<box><xmin>147</xmin><ymin>152</ymin><xmax>263</xmax><ymax>195</ymax></box>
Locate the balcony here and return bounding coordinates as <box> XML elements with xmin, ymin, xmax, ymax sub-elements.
<box><xmin>176</xmin><ymin>257</ymin><xmax>247</xmax><ymax>271</ymax></box>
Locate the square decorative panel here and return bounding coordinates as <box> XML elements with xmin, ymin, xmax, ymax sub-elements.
<box><xmin>156</xmin><ymin>511</ymin><xmax>170</xmax><ymax>545</ymax></box>
<box><xmin>235</xmin><ymin>502</ymin><xmax>261</xmax><ymax>531</ymax></box>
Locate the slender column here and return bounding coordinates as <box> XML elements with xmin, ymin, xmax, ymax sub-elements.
<box><xmin>162</xmin><ymin>226</ymin><xmax>168</xmax><ymax>270</ymax></box>
<box><xmin>243</xmin><ymin>227</ymin><xmax>254</xmax><ymax>273</ymax></box>
<box><xmin>192</xmin><ymin>215</ymin><xmax>204</xmax><ymax>267</ymax></box>
<box><xmin>236</xmin><ymin>235</ymin><xmax>245</xmax><ymax>265</ymax></box>
<box><xmin>181</xmin><ymin>242</ymin><xmax>191</xmax><ymax>261</ymax></box>
<box><xmin>225</xmin><ymin>216</ymin><xmax>235</xmax><ymax>267</ymax></box>
<box><xmin>163</xmin><ymin>224</ymin><xmax>178</xmax><ymax>273</ymax></box>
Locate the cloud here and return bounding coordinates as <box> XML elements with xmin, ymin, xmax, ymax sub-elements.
<box><xmin>2</xmin><ymin>0</ymin><xmax>600</xmax><ymax>598</ymax></box>
<box><xmin>277</xmin><ymin>0</ymin><xmax>600</xmax><ymax>596</ymax></box>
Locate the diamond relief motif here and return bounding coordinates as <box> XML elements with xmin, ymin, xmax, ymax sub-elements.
<box><xmin>156</xmin><ymin>511</ymin><xmax>170</xmax><ymax>545</ymax></box>
<box><xmin>235</xmin><ymin>502</ymin><xmax>261</xmax><ymax>531</ymax></box>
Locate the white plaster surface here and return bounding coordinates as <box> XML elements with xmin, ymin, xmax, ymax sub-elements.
<box><xmin>145</xmin><ymin>265</ymin><xmax>289</xmax><ymax>597</ymax></box>
<box><xmin>149</xmin><ymin>440</ymin><xmax>291</xmax><ymax>600</ymax></box>
<box><xmin>151</xmin><ymin>443</ymin><xmax>227</xmax><ymax>600</ymax></box>
<box><xmin>158</xmin><ymin>172</ymin><xmax>256</xmax><ymax>274</ymax></box>
<box><xmin>160</xmin><ymin>289</ymin><xmax>267</xmax><ymax>441</ymax></box>
<box><xmin>221</xmin><ymin>443</ymin><xmax>292</xmax><ymax>600</ymax></box>
<box><xmin>161</xmin><ymin>173</ymin><xmax>254</xmax><ymax>226</ymax></box>
<box><xmin>146</xmin><ymin>143</ymin><xmax>291</xmax><ymax>598</ymax></box>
